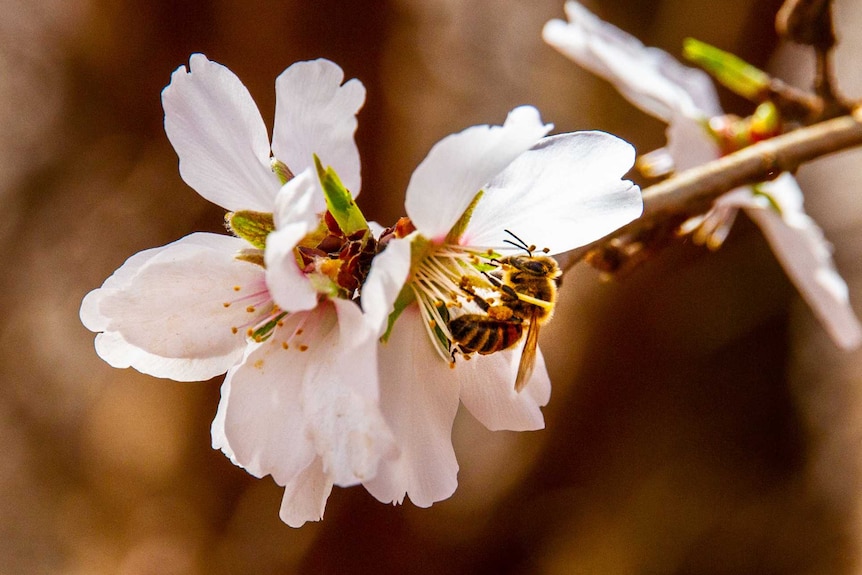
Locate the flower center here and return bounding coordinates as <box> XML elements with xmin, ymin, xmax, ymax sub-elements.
<box><xmin>410</xmin><ymin>243</ymin><xmax>504</xmax><ymax>361</ymax></box>
<box><xmin>223</xmin><ymin>279</ymin><xmax>285</xmax><ymax>342</ymax></box>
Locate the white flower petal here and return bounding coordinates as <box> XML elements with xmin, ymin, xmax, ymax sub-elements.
<box><xmin>81</xmin><ymin>233</ymin><xmax>267</xmax><ymax>381</ymax></box>
<box><xmin>265</xmin><ymin>170</ymin><xmax>321</xmax><ymax>313</ymax></box>
<box><xmin>91</xmin><ymin>331</ymin><xmax>239</xmax><ymax>382</ymax></box>
<box><xmin>162</xmin><ymin>54</ymin><xmax>280</xmax><ymax>212</ymax></box>
<box><xmin>363</xmin><ymin>307</ymin><xmax>461</xmax><ymax>507</ymax></box>
<box><xmin>756</xmin><ymin>172</ymin><xmax>804</xmax><ymax>214</ymax></box>
<box><xmin>272</xmin><ymin>59</ymin><xmax>365</xmax><ymax>206</ymax></box>
<box><xmin>211</xmin><ymin>366</ymin><xmax>244</xmax><ymax>465</ymax></box>
<box><xmin>742</xmin><ymin>176</ymin><xmax>862</xmax><ymax>349</ymax></box>
<box><xmin>458</xmin><ymin>346</ymin><xmax>551</xmax><ymax>431</ymax></box>
<box><xmin>211</xmin><ymin>375</ymin><xmax>231</xmax><ymax>453</ymax></box>
<box><xmin>81</xmin><ymin>244</ymin><xmax>173</xmax><ymax>332</ymax></box>
<box><xmin>665</xmin><ymin>112</ymin><xmax>719</xmax><ymax>171</ymax></box>
<box><xmin>543</xmin><ymin>1</ymin><xmax>721</xmax><ymax>122</ymax></box>
<box><xmin>220</xmin><ymin>313</ymin><xmax>317</xmax><ymax>484</ymax></box>
<box><xmin>467</xmin><ymin>131</ymin><xmax>642</xmax><ymax>253</ymax></box>
<box><xmin>301</xmin><ymin>299</ymin><xmax>395</xmax><ymax>486</ymax></box>
<box><xmin>272</xmin><ymin>168</ymin><xmax>322</xmax><ymax>231</ymax></box>
<box><xmin>405</xmin><ymin>106</ymin><xmax>552</xmax><ymax>241</ymax></box>
<box><xmin>279</xmin><ymin>457</ymin><xmax>334</xmax><ymax>528</ymax></box>
<box><xmin>360</xmin><ymin>236</ymin><xmax>413</xmax><ymax>336</ymax></box>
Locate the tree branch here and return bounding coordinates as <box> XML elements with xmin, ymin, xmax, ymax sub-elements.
<box><xmin>564</xmin><ymin>110</ymin><xmax>862</xmax><ymax>270</ymax></box>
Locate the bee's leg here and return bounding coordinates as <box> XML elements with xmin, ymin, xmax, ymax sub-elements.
<box><xmin>458</xmin><ymin>280</ymin><xmax>493</xmax><ymax>312</ymax></box>
<box><xmin>499</xmin><ymin>283</ymin><xmax>519</xmax><ymax>300</ymax></box>
<box><xmin>482</xmin><ymin>270</ymin><xmax>504</xmax><ymax>288</ymax></box>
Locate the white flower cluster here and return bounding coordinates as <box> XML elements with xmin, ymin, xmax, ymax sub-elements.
<box><xmin>80</xmin><ymin>54</ymin><xmax>643</xmax><ymax>526</ymax></box>
<box><xmin>543</xmin><ymin>0</ymin><xmax>862</xmax><ymax>348</ymax></box>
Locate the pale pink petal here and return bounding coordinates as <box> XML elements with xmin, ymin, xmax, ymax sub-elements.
<box><xmin>91</xmin><ymin>331</ymin><xmax>240</xmax><ymax>383</ymax></box>
<box><xmin>405</xmin><ymin>106</ymin><xmax>551</xmax><ymax>241</ymax></box>
<box><xmin>220</xmin><ymin>313</ymin><xmax>316</xmax><ymax>484</ymax></box>
<box><xmin>81</xmin><ymin>233</ymin><xmax>268</xmax><ymax>381</ymax></box>
<box><xmin>272</xmin><ymin>59</ymin><xmax>365</xmax><ymax>208</ymax></box>
<box><xmin>363</xmin><ymin>307</ymin><xmax>461</xmax><ymax>507</ymax></box>
<box><xmin>458</xmin><ymin>346</ymin><xmax>551</xmax><ymax>431</ymax></box>
<box><xmin>272</xmin><ymin>168</ymin><xmax>322</xmax><ymax>231</ymax></box>
<box><xmin>279</xmin><ymin>457</ymin><xmax>334</xmax><ymax>528</ymax></box>
<box><xmin>301</xmin><ymin>299</ymin><xmax>395</xmax><ymax>486</ymax></box>
<box><xmin>543</xmin><ymin>1</ymin><xmax>721</xmax><ymax>122</ymax></box>
<box><xmin>665</xmin><ymin>112</ymin><xmax>719</xmax><ymax>171</ymax></box>
<box><xmin>265</xmin><ymin>170</ymin><xmax>321</xmax><ymax>313</ymax></box>
<box><xmin>211</xmin><ymin>366</ymin><xmax>241</xmax><ymax>465</ymax></box>
<box><xmin>755</xmin><ymin>172</ymin><xmax>804</xmax><ymax>214</ymax></box>
<box><xmin>81</xmin><ymin>244</ymin><xmax>173</xmax><ymax>332</ymax></box>
<box><xmin>162</xmin><ymin>53</ymin><xmax>280</xmax><ymax>212</ymax></box>
<box><xmin>360</xmin><ymin>236</ymin><xmax>413</xmax><ymax>336</ymax></box>
<box><xmin>210</xmin><ymin>375</ymin><xmax>230</xmax><ymax>452</ymax></box>
<box><xmin>740</xmin><ymin>176</ymin><xmax>862</xmax><ymax>349</ymax></box>
<box><xmin>637</xmin><ymin>146</ymin><xmax>676</xmax><ymax>178</ymax></box>
<box><xmin>466</xmin><ymin>131</ymin><xmax>641</xmax><ymax>253</ymax></box>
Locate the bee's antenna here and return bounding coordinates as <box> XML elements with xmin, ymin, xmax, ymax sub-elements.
<box><xmin>503</xmin><ymin>229</ymin><xmax>534</xmax><ymax>256</ymax></box>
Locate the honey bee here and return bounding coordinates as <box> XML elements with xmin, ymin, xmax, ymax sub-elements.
<box><xmin>448</xmin><ymin>231</ymin><xmax>561</xmax><ymax>392</ymax></box>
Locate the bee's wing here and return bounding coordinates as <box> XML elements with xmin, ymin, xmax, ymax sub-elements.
<box><xmin>514</xmin><ymin>311</ymin><xmax>541</xmax><ymax>393</ymax></box>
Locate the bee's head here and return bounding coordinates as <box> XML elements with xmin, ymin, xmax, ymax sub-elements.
<box><xmin>501</xmin><ymin>255</ymin><xmax>559</xmax><ymax>277</ymax></box>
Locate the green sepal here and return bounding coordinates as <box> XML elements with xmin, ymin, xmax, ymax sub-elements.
<box><xmin>380</xmin><ymin>235</ymin><xmax>433</xmax><ymax>342</ymax></box>
<box><xmin>683</xmin><ymin>38</ymin><xmax>770</xmax><ymax>101</ymax></box>
<box><xmin>381</xmin><ymin>284</ymin><xmax>416</xmax><ymax>343</ymax></box>
<box><xmin>314</xmin><ymin>155</ymin><xmax>368</xmax><ymax>236</ymax></box>
<box><xmin>271</xmin><ymin>158</ymin><xmax>295</xmax><ymax>185</ymax></box>
<box><xmin>445</xmin><ymin>190</ymin><xmax>484</xmax><ymax>245</ymax></box>
<box><xmin>226</xmin><ymin>211</ymin><xmax>276</xmax><ymax>249</ymax></box>
<box><xmin>234</xmin><ymin>248</ymin><xmax>265</xmax><ymax>268</ymax></box>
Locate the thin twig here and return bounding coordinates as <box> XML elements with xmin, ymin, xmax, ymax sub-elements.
<box><xmin>564</xmin><ymin>111</ymin><xmax>862</xmax><ymax>270</ymax></box>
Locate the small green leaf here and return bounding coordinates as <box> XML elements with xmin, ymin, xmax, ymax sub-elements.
<box><xmin>314</xmin><ymin>155</ymin><xmax>368</xmax><ymax>236</ymax></box>
<box><xmin>683</xmin><ymin>38</ymin><xmax>770</xmax><ymax>101</ymax></box>
<box><xmin>445</xmin><ymin>190</ymin><xmax>484</xmax><ymax>245</ymax></box>
<box><xmin>226</xmin><ymin>211</ymin><xmax>276</xmax><ymax>249</ymax></box>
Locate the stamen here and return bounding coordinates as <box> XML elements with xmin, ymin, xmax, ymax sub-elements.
<box><xmin>407</xmin><ymin>242</ymin><xmax>511</xmax><ymax>361</ymax></box>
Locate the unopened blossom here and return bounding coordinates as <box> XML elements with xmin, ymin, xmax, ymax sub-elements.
<box><xmin>544</xmin><ymin>0</ymin><xmax>862</xmax><ymax>348</ymax></box>
<box><xmin>81</xmin><ymin>54</ymin><xmax>394</xmax><ymax>527</ymax></box>
<box><xmin>358</xmin><ymin>106</ymin><xmax>643</xmax><ymax>506</ymax></box>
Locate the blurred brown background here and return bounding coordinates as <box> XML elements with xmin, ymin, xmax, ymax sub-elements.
<box><xmin>3</xmin><ymin>0</ymin><xmax>862</xmax><ymax>573</ymax></box>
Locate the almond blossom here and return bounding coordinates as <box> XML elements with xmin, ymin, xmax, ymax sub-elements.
<box><xmin>80</xmin><ymin>54</ymin><xmax>394</xmax><ymax>527</ymax></box>
<box><xmin>358</xmin><ymin>106</ymin><xmax>643</xmax><ymax>506</ymax></box>
<box><xmin>543</xmin><ymin>0</ymin><xmax>862</xmax><ymax>348</ymax></box>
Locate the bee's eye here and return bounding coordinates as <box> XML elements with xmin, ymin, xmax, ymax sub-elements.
<box><xmin>523</xmin><ymin>260</ymin><xmax>548</xmax><ymax>274</ymax></box>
